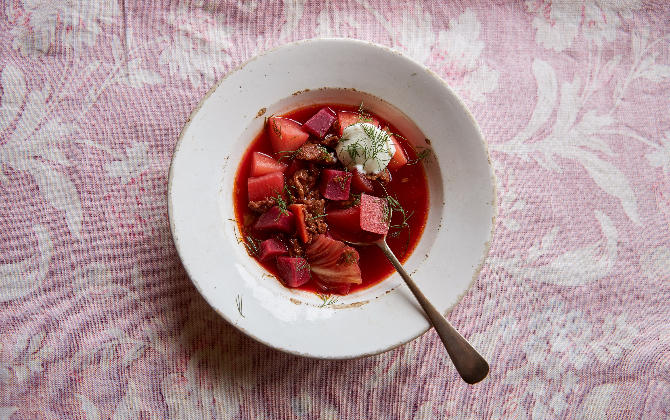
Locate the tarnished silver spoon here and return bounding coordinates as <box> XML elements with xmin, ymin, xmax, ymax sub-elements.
<box><xmin>345</xmin><ymin>236</ymin><xmax>489</xmax><ymax>384</ymax></box>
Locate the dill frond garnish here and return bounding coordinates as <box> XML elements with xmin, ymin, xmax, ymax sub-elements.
<box><xmin>379</xmin><ymin>184</ymin><xmax>413</xmax><ymax>247</ymax></box>
<box><xmin>346</xmin><ymin>141</ymin><xmax>362</xmax><ymax>160</ymax></box>
<box><xmin>361</xmin><ymin>124</ymin><xmax>391</xmax><ymax>163</ymax></box>
<box><xmin>306</xmin><ymin>212</ymin><xmax>328</xmax><ymax>221</ymax></box>
<box><xmin>318</xmin><ymin>145</ymin><xmax>331</xmax><ymax>161</ymax></box>
<box><xmin>333</xmin><ymin>174</ymin><xmax>350</xmax><ymax>190</ymax></box>
<box><xmin>273</xmin><ymin>193</ymin><xmax>290</xmax><ymax>220</ymax></box>
<box><xmin>317</xmin><ymin>293</ymin><xmax>338</xmax><ymax>307</ymax></box>
<box><xmin>243</xmin><ymin>235</ymin><xmax>260</xmax><ymax>256</ymax></box>
<box><xmin>407</xmin><ymin>148</ymin><xmax>433</xmax><ymax>165</ymax></box>
<box><xmin>283</xmin><ymin>184</ymin><xmax>296</xmax><ymax>203</ymax></box>
<box><xmin>357</xmin><ymin>102</ymin><xmax>373</xmax><ymax>123</ymax></box>
<box><xmin>277</xmin><ymin>149</ymin><xmax>299</xmax><ymax>162</ymax></box>
<box><xmin>296</xmin><ymin>259</ymin><xmax>310</xmax><ymax>272</ymax></box>
<box><xmin>236</xmin><ymin>294</ymin><xmax>244</xmax><ymax>317</ymax></box>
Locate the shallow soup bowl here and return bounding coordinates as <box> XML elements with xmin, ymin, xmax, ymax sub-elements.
<box><xmin>168</xmin><ymin>39</ymin><xmax>496</xmax><ymax>359</ymax></box>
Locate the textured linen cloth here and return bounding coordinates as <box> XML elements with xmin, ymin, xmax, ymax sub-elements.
<box><xmin>1</xmin><ymin>1</ymin><xmax>669</xmax><ymax>418</ymax></box>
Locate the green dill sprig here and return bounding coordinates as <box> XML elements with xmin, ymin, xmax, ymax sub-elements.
<box><xmin>318</xmin><ymin>145</ymin><xmax>332</xmax><ymax>161</ymax></box>
<box><xmin>345</xmin><ymin>141</ymin><xmax>362</xmax><ymax>160</ymax></box>
<box><xmin>317</xmin><ymin>293</ymin><xmax>338</xmax><ymax>307</ymax></box>
<box><xmin>333</xmin><ymin>173</ymin><xmax>350</xmax><ymax>190</ymax></box>
<box><xmin>407</xmin><ymin>148</ymin><xmax>433</xmax><ymax>165</ymax></box>
<box><xmin>243</xmin><ymin>235</ymin><xmax>260</xmax><ymax>256</ymax></box>
<box><xmin>235</xmin><ymin>294</ymin><xmax>244</xmax><ymax>318</ymax></box>
<box><xmin>283</xmin><ymin>184</ymin><xmax>296</xmax><ymax>203</ymax></box>
<box><xmin>296</xmin><ymin>259</ymin><xmax>310</xmax><ymax>272</ymax></box>
<box><xmin>379</xmin><ymin>184</ymin><xmax>413</xmax><ymax>243</ymax></box>
<box><xmin>306</xmin><ymin>212</ymin><xmax>328</xmax><ymax>221</ymax></box>
<box><xmin>357</xmin><ymin>102</ymin><xmax>373</xmax><ymax>123</ymax></box>
<box><xmin>277</xmin><ymin>149</ymin><xmax>299</xmax><ymax>162</ymax></box>
<box><xmin>273</xmin><ymin>194</ymin><xmax>290</xmax><ymax>220</ymax></box>
<box><xmin>361</xmin><ymin>124</ymin><xmax>392</xmax><ymax>166</ymax></box>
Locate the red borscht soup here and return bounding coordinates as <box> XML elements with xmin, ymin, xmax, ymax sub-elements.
<box><xmin>233</xmin><ymin>104</ymin><xmax>429</xmax><ymax>295</ymax></box>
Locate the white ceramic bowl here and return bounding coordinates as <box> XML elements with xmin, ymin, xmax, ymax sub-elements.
<box><xmin>168</xmin><ymin>39</ymin><xmax>496</xmax><ymax>359</ymax></box>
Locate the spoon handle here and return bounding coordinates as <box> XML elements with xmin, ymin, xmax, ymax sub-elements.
<box><xmin>376</xmin><ymin>240</ymin><xmax>489</xmax><ymax>384</ymax></box>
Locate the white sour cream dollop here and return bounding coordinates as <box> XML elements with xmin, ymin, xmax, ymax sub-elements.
<box><xmin>335</xmin><ymin>123</ymin><xmax>395</xmax><ymax>174</ymax></box>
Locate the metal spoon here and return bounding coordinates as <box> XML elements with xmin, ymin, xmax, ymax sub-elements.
<box><xmin>345</xmin><ymin>236</ymin><xmax>489</xmax><ymax>384</ymax></box>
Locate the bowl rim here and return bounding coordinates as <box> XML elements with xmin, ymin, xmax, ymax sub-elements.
<box><xmin>167</xmin><ymin>37</ymin><xmax>498</xmax><ymax>359</ymax></box>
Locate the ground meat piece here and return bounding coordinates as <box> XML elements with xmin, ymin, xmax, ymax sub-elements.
<box><xmin>288</xmin><ymin>238</ymin><xmax>304</xmax><ymax>257</ymax></box>
<box><xmin>365</xmin><ymin>168</ymin><xmax>391</xmax><ymax>184</ymax></box>
<box><xmin>303</xmin><ymin>199</ymin><xmax>328</xmax><ymax>238</ymax></box>
<box><xmin>295</xmin><ymin>142</ymin><xmax>337</xmax><ymax>164</ymax></box>
<box><xmin>319</xmin><ymin>133</ymin><xmax>340</xmax><ymax>148</ymax></box>
<box><xmin>248</xmin><ymin>197</ymin><xmax>276</xmax><ymax>213</ymax></box>
<box><xmin>289</xmin><ymin>167</ymin><xmax>320</xmax><ymax>201</ymax></box>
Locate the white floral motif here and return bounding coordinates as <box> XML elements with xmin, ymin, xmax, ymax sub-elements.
<box><xmin>0</xmin><ymin>224</ymin><xmax>52</xmax><ymax>303</ymax></box>
<box><xmin>396</xmin><ymin>7</ymin><xmax>499</xmax><ymax>103</ymax></box>
<box><xmin>639</xmin><ymin>247</ymin><xmax>670</xmax><ymax>281</ymax></box>
<box><xmin>1</xmin><ymin>330</ymin><xmax>53</xmax><ymax>384</ymax></box>
<box><xmin>110</xmin><ymin>32</ymin><xmax>163</xmax><ymax>88</ymax></box>
<box><xmin>526</xmin><ymin>0</ymin><xmax>642</xmax><ymax>52</ymax></box>
<box><xmin>75</xmin><ymin>393</ymin><xmax>101</xmax><ymax>420</ymax></box>
<box><xmin>494</xmin><ymin>59</ymin><xmax>640</xmax><ymax>226</ymax></box>
<box><xmin>314</xmin><ymin>1</ymin><xmax>362</xmax><ymax>39</ymax></box>
<box><xmin>576</xmin><ymin>383</ymin><xmax>616</xmax><ymax>420</ymax></box>
<box><xmin>0</xmin><ymin>408</ymin><xmax>18</xmax><ymax>420</ymax></box>
<box><xmin>431</xmin><ymin>9</ymin><xmax>499</xmax><ymax>102</ymax></box>
<box><xmin>489</xmin><ymin>210</ymin><xmax>617</xmax><ymax>285</ymax></box>
<box><xmin>492</xmin><ymin>161</ymin><xmax>526</xmax><ymax>232</ymax></box>
<box><xmin>104</xmin><ymin>142</ymin><xmax>151</xmax><ymax>184</ymax></box>
<box><xmin>159</xmin><ymin>5</ymin><xmax>234</xmax><ymax>87</ymax></box>
<box><xmin>0</xmin><ymin>65</ymin><xmax>83</xmax><ymax>237</ymax></box>
<box><xmin>7</xmin><ymin>0</ymin><xmax>120</xmax><ymax>56</ymax></box>
<box><xmin>500</xmin><ymin>300</ymin><xmax>638</xmax><ymax>417</ymax></box>
<box><xmin>646</xmin><ymin>132</ymin><xmax>670</xmax><ymax>175</ymax></box>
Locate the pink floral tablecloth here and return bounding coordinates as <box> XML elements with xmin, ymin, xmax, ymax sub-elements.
<box><xmin>1</xmin><ymin>1</ymin><xmax>669</xmax><ymax>418</ymax></box>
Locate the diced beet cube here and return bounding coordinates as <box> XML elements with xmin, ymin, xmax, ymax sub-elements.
<box><xmin>247</xmin><ymin>172</ymin><xmax>284</xmax><ymax>202</ymax></box>
<box><xmin>258</xmin><ymin>238</ymin><xmax>288</xmax><ymax>262</ymax></box>
<box><xmin>254</xmin><ymin>206</ymin><xmax>295</xmax><ymax>233</ymax></box>
<box><xmin>276</xmin><ymin>256</ymin><xmax>311</xmax><ymax>288</ymax></box>
<box><xmin>320</xmin><ymin>169</ymin><xmax>352</xmax><ymax>200</ymax></box>
<box><xmin>350</xmin><ymin>170</ymin><xmax>374</xmax><ymax>193</ymax></box>
<box><xmin>250</xmin><ymin>152</ymin><xmax>287</xmax><ymax>177</ymax></box>
<box><xmin>303</xmin><ymin>107</ymin><xmax>336</xmax><ymax>138</ymax></box>
<box><xmin>267</xmin><ymin>117</ymin><xmax>309</xmax><ymax>154</ymax></box>
<box><xmin>360</xmin><ymin>194</ymin><xmax>389</xmax><ymax>235</ymax></box>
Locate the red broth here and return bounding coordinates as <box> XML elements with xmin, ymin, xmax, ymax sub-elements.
<box><xmin>233</xmin><ymin>104</ymin><xmax>429</xmax><ymax>294</ymax></box>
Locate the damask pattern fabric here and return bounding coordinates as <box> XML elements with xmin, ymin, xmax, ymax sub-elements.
<box><xmin>1</xmin><ymin>1</ymin><xmax>669</xmax><ymax>418</ymax></box>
